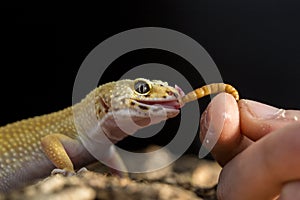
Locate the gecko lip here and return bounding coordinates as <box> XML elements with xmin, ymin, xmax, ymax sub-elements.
<box><xmin>132</xmin><ymin>99</ymin><xmax>181</xmax><ymax>110</ymax></box>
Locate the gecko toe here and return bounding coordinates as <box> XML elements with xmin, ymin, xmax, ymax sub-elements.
<box><xmin>51</xmin><ymin>168</ymin><xmax>75</xmax><ymax>177</ymax></box>
<box><xmin>77</xmin><ymin>167</ymin><xmax>89</xmax><ymax>174</ymax></box>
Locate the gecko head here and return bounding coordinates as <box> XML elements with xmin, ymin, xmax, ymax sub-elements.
<box><xmin>96</xmin><ymin>78</ymin><xmax>184</xmax><ymax>115</ymax></box>
<box><xmin>128</xmin><ymin>78</ymin><xmax>184</xmax><ymax>118</ymax></box>
<box><xmin>91</xmin><ymin>78</ymin><xmax>186</xmax><ymax>141</ymax></box>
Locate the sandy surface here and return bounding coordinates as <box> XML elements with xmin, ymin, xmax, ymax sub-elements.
<box><xmin>0</xmin><ymin>149</ymin><xmax>221</xmax><ymax>200</ymax></box>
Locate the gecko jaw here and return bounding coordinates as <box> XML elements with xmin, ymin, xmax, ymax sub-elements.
<box><xmin>131</xmin><ymin>99</ymin><xmax>181</xmax><ymax>111</ymax></box>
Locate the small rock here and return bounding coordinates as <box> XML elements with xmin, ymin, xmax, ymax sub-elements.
<box><xmin>191</xmin><ymin>160</ymin><xmax>221</xmax><ymax>188</ymax></box>
<box><xmin>37</xmin><ymin>175</ymin><xmax>66</xmax><ymax>193</ymax></box>
<box><xmin>36</xmin><ymin>187</ymin><xmax>96</xmax><ymax>200</ymax></box>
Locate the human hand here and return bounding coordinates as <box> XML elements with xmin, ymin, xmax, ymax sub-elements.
<box><xmin>200</xmin><ymin>93</ymin><xmax>300</xmax><ymax>200</ymax></box>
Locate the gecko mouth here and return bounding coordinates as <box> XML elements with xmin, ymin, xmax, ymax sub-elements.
<box><xmin>134</xmin><ymin>99</ymin><xmax>181</xmax><ymax>110</ymax></box>
<box><xmin>130</xmin><ymin>99</ymin><xmax>180</xmax><ymax>119</ymax></box>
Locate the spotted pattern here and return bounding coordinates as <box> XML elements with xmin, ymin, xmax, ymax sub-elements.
<box><xmin>0</xmin><ymin>78</ymin><xmax>182</xmax><ymax>192</ymax></box>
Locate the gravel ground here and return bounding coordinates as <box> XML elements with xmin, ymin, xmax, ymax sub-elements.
<box><xmin>0</xmin><ymin>148</ymin><xmax>221</xmax><ymax>200</ymax></box>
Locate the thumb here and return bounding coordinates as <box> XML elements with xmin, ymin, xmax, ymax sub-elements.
<box><xmin>239</xmin><ymin>100</ymin><xmax>300</xmax><ymax>141</ymax></box>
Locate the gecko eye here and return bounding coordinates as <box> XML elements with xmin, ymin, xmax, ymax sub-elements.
<box><xmin>134</xmin><ymin>80</ymin><xmax>151</xmax><ymax>95</ymax></box>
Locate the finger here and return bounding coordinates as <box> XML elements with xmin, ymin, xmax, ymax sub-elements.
<box><xmin>200</xmin><ymin>95</ymin><xmax>300</xmax><ymax>166</ymax></box>
<box><xmin>217</xmin><ymin>123</ymin><xmax>300</xmax><ymax>200</ymax></box>
<box><xmin>200</xmin><ymin>93</ymin><xmax>253</xmax><ymax>166</ymax></box>
<box><xmin>280</xmin><ymin>181</ymin><xmax>300</xmax><ymax>200</ymax></box>
<box><xmin>239</xmin><ymin>99</ymin><xmax>300</xmax><ymax>141</ymax></box>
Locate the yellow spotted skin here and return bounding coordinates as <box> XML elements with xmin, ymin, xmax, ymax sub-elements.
<box><xmin>0</xmin><ymin>107</ymin><xmax>78</xmax><ymax>192</ymax></box>
<box><xmin>181</xmin><ymin>83</ymin><xmax>239</xmax><ymax>104</ymax></box>
<box><xmin>0</xmin><ymin>78</ymin><xmax>182</xmax><ymax>193</ymax></box>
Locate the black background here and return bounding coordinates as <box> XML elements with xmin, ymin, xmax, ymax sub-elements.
<box><xmin>2</xmin><ymin>2</ymin><xmax>300</xmax><ymax>155</ymax></box>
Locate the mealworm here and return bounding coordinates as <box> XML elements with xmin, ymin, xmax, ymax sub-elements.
<box><xmin>181</xmin><ymin>83</ymin><xmax>239</xmax><ymax>104</ymax></box>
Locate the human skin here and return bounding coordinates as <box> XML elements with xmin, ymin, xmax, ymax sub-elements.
<box><xmin>199</xmin><ymin>93</ymin><xmax>300</xmax><ymax>200</ymax></box>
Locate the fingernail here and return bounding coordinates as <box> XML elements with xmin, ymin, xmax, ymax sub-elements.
<box><xmin>200</xmin><ymin>105</ymin><xmax>220</xmax><ymax>154</ymax></box>
<box><xmin>200</xmin><ymin>108</ymin><xmax>210</xmax><ymax>133</ymax></box>
<box><xmin>200</xmin><ymin>106</ymin><xmax>211</xmax><ymax>141</ymax></box>
<box><xmin>242</xmin><ymin>100</ymin><xmax>282</xmax><ymax>120</ymax></box>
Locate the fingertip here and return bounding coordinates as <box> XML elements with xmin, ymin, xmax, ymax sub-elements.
<box><xmin>238</xmin><ymin>99</ymin><xmax>275</xmax><ymax>140</ymax></box>
<box><xmin>200</xmin><ymin>93</ymin><xmax>248</xmax><ymax>165</ymax></box>
<box><xmin>238</xmin><ymin>99</ymin><xmax>300</xmax><ymax>140</ymax></box>
<box><xmin>200</xmin><ymin>93</ymin><xmax>239</xmax><ymax>141</ymax></box>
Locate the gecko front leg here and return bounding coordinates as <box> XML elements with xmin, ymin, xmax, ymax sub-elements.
<box><xmin>41</xmin><ymin>133</ymin><xmax>128</xmax><ymax>177</ymax></box>
<box><xmin>41</xmin><ymin>133</ymin><xmax>99</xmax><ymax>176</ymax></box>
<box><xmin>41</xmin><ymin>134</ymin><xmax>77</xmax><ymax>176</ymax></box>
